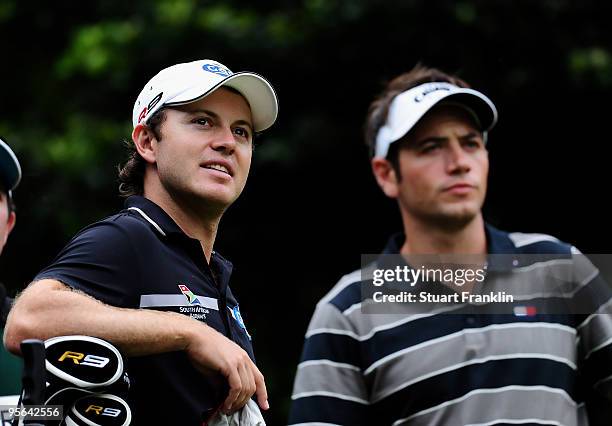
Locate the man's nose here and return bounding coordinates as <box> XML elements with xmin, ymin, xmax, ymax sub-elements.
<box><xmin>446</xmin><ymin>141</ymin><xmax>471</xmax><ymax>174</ymax></box>
<box><xmin>210</xmin><ymin>127</ymin><xmax>236</xmax><ymax>154</ymax></box>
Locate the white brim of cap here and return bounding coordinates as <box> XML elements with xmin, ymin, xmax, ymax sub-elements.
<box><xmin>375</xmin><ymin>85</ymin><xmax>498</xmax><ymax>158</ymax></box>
<box><xmin>0</xmin><ymin>138</ymin><xmax>21</xmax><ymax>191</ymax></box>
<box><xmin>163</xmin><ymin>71</ymin><xmax>278</xmax><ymax>132</ymax></box>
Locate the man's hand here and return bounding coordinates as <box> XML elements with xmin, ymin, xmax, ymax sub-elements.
<box><xmin>185</xmin><ymin>326</ymin><xmax>269</xmax><ymax>414</ymax></box>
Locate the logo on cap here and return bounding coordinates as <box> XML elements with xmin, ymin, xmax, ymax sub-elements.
<box><xmin>137</xmin><ymin>107</ymin><xmax>148</xmax><ymax>124</ymax></box>
<box><xmin>137</xmin><ymin>92</ymin><xmax>164</xmax><ymax>124</ymax></box>
<box><xmin>202</xmin><ymin>63</ymin><xmax>232</xmax><ymax>77</ymax></box>
<box><xmin>414</xmin><ymin>83</ymin><xmax>452</xmax><ymax>103</ymax></box>
<box><xmin>148</xmin><ymin>92</ymin><xmax>163</xmax><ymax>111</ymax></box>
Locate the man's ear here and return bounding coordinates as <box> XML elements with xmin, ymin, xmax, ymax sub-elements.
<box><xmin>2</xmin><ymin>211</ymin><xmax>15</xmax><ymax>248</ymax></box>
<box><xmin>6</xmin><ymin>211</ymin><xmax>15</xmax><ymax>234</ymax></box>
<box><xmin>371</xmin><ymin>157</ymin><xmax>399</xmax><ymax>199</ymax></box>
<box><xmin>132</xmin><ymin>124</ymin><xmax>158</xmax><ymax>164</ymax></box>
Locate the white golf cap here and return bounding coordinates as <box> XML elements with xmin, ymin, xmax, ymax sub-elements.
<box><xmin>133</xmin><ymin>59</ymin><xmax>278</xmax><ymax>132</ymax></box>
<box><xmin>0</xmin><ymin>138</ymin><xmax>21</xmax><ymax>193</ymax></box>
<box><xmin>374</xmin><ymin>82</ymin><xmax>498</xmax><ymax>158</ymax></box>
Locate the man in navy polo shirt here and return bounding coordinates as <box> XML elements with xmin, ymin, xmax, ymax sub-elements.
<box><xmin>4</xmin><ymin>59</ymin><xmax>278</xmax><ymax>424</ymax></box>
<box><xmin>289</xmin><ymin>65</ymin><xmax>612</xmax><ymax>425</ymax></box>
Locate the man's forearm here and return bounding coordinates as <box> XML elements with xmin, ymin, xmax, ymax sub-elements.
<box><xmin>3</xmin><ymin>278</ymin><xmax>270</xmax><ymax>413</ymax></box>
<box><xmin>3</xmin><ymin>278</ymin><xmax>202</xmax><ymax>356</ymax></box>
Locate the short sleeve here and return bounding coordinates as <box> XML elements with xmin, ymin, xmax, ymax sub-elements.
<box><xmin>572</xmin><ymin>248</ymin><xmax>612</xmax><ymax>406</ymax></box>
<box><xmin>289</xmin><ymin>302</ymin><xmax>370</xmax><ymax>425</ymax></box>
<box><xmin>35</xmin><ymin>220</ymin><xmax>140</xmax><ymax>307</ymax></box>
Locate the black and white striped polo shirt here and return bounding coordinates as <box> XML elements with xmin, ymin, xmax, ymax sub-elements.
<box><xmin>289</xmin><ymin>224</ymin><xmax>612</xmax><ymax>426</ymax></box>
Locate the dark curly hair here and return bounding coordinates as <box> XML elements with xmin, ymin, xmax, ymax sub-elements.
<box><xmin>117</xmin><ymin>109</ymin><xmax>166</xmax><ymax>197</ymax></box>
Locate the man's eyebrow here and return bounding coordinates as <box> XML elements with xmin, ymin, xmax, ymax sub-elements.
<box><xmin>459</xmin><ymin>131</ymin><xmax>481</xmax><ymax>140</ymax></box>
<box><xmin>233</xmin><ymin>119</ymin><xmax>254</xmax><ymax>132</ymax></box>
<box><xmin>183</xmin><ymin>108</ymin><xmax>218</xmax><ymax>118</ymax></box>
<box><xmin>413</xmin><ymin>136</ymin><xmax>448</xmax><ymax>147</ymax></box>
<box><xmin>413</xmin><ymin>131</ymin><xmax>481</xmax><ymax>147</ymax></box>
<box><xmin>184</xmin><ymin>108</ymin><xmax>253</xmax><ymax>131</ymax></box>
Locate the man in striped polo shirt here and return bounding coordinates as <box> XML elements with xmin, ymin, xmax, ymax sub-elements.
<box><xmin>289</xmin><ymin>65</ymin><xmax>612</xmax><ymax>425</ymax></box>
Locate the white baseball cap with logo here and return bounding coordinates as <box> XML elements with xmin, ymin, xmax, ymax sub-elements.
<box><xmin>374</xmin><ymin>82</ymin><xmax>498</xmax><ymax>158</ymax></box>
<box><xmin>133</xmin><ymin>59</ymin><xmax>278</xmax><ymax>132</ymax></box>
<box><xmin>0</xmin><ymin>138</ymin><xmax>21</xmax><ymax>194</ymax></box>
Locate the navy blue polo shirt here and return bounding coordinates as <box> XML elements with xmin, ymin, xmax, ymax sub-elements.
<box><xmin>36</xmin><ymin>196</ymin><xmax>255</xmax><ymax>425</ymax></box>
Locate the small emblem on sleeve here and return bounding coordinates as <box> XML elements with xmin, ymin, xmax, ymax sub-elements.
<box><xmin>228</xmin><ymin>305</ymin><xmax>251</xmax><ymax>339</ymax></box>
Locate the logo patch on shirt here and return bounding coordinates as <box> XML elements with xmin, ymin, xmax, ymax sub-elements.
<box><xmin>513</xmin><ymin>305</ymin><xmax>537</xmax><ymax>317</ymax></box>
<box><xmin>228</xmin><ymin>305</ymin><xmax>251</xmax><ymax>339</ymax></box>
<box><xmin>178</xmin><ymin>284</ymin><xmax>201</xmax><ymax>305</ymax></box>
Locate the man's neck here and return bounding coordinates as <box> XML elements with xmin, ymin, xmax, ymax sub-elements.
<box><xmin>143</xmin><ymin>185</ymin><xmax>222</xmax><ymax>263</ymax></box>
<box><xmin>400</xmin><ymin>214</ymin><xmax>487</xmax><ymax>255</ymax></box>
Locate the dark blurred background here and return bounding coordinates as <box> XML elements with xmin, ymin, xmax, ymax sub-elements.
<box><xmin>1</xmin><ymin>0</ymin><xmax>611</xmax><ymax>423</ymax></box>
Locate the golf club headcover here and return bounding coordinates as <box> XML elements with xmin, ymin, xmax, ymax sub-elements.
<box><xmin>62</xmin><ymin>394</ymin><xmax>131</xmax><ymax>426</ymax></box>
<box><xmin>41</xmin><ymin>336</ymin><xmax>130</xmax><ymax>425</ymax></box>
<box><xmin>44</xmin><ymin>336</ymin><xmax>129</xmax><ymax>402</ymax></box>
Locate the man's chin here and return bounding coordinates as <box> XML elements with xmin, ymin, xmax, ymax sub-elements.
<box><xmin>170</xmin><ymin>185</ymin><xmax>240</xmax><ymax>212</ymax></box>
<box><xmin>196</xmin><ymin>191</ymin><xmax>239</xmax><ymax>208</ymax></box>
<box><xmin>426</xmin><ymin>206</ymin><xmax>480</xmax><ymax>231</ymax></box>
